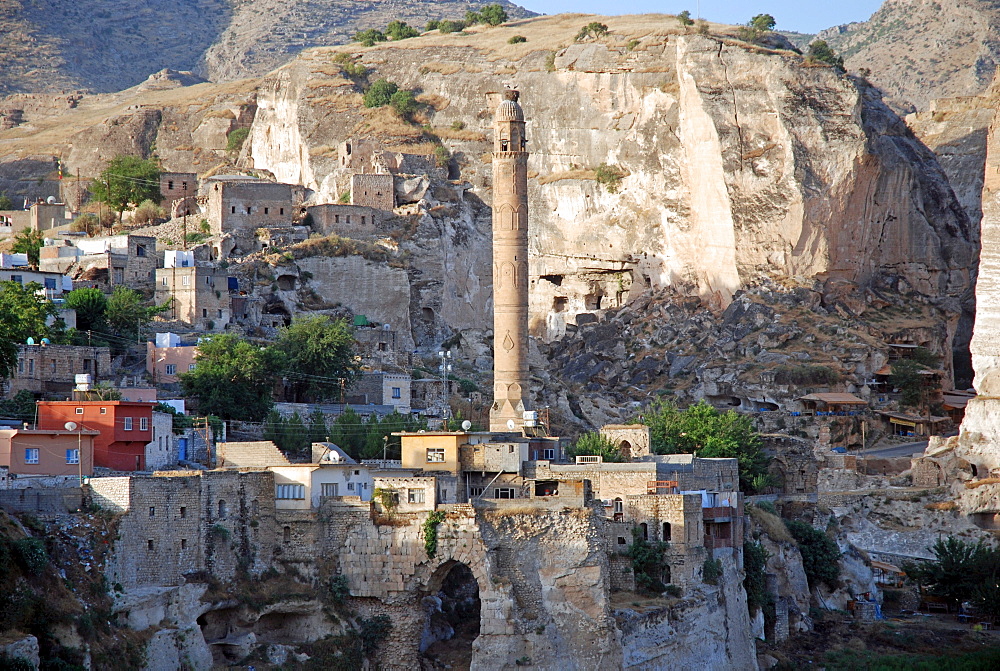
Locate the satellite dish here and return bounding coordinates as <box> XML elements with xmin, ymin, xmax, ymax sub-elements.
<box><xmin>26</xmin><ymin>337</ymin><xmax>35</xmax><ymax>345</ymax></box>
<box><xmin>507</xmin><ymin>419</ymin><xmax>516</xmax><ymax>431</ymax></box>
<box><xmin>461</xmin><ymin>420</ymin><xmax>472</xmax><ymax>431</ymax></box>
<box><xmin>64</xmin><ymin>422</ymin><xmax>77</xmax><ymax>431</ymax></box>
<box><xmin>46</xmin><ymin>196</ymin><xmax>56</xmax><ymax>204</ymax></box>
<box><xmin>40</xmin><ymin>337</ymin><xmax>50</xmax><ymax>345</ymax></box>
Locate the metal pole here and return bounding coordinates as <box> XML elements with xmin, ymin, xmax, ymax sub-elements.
<box><xmin>78</xmin><ymin>428</ymin><xmax>83</xmax><ymax>486</ymax></box>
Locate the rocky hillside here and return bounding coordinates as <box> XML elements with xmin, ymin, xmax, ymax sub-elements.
<box><xmin>820</xmin><ymin>0</ymin><xmax>1000</xmax><ymax>112</ymax></box>
<box><xmin>0</xmin><ymin>0</ymin><xmax>532</xmax><ymax>94</ymax></box>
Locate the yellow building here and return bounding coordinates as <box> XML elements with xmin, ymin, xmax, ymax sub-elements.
<box><xmin>398</xmin><ymin>432</ymin><xmax>473</xmax><ymax>473</ymax></box>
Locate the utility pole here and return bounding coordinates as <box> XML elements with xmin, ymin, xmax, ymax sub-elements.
<box><xmin>182</xmin><ymin>181</ymin><xmax>188</xmax><ymax>251</ymax></box>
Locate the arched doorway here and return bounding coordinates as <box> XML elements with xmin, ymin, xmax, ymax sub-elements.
<box><xmin>421</xmin><ymin>561</ymin><xmax>481</xmax><ymax>668</ymax></box>
<box><xmin>619</xmin><ymin>440</ymin><xmax>632</xmax><ymax>461</ymax></box>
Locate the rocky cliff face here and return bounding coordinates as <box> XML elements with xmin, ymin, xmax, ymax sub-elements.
<box><xmin>245</xmin><ymin>15</ymin><xmax>974</xmax><ymax>347</ymax></box>
<box><xmin>820</xmin><ymin>0</ymin><xmax>1000</xmax><ymax>112</ymax></box>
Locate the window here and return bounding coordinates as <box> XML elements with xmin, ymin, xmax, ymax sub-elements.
<box><xmin>408</xmin><ymin>488</ymin><xmax>425</xmax><ymax>504</ymax></box>
<box><xmin>217</xmin><ymin>309</ymin><xmax>223</xmax><ymax>318</ymax></box>
<box><xmin>147</xmin><ymin>540</ymin><xmax>154</xmax><ymax>551</ymax></box>
<box><xmin>75</xmin><ymin>407</ymin><xmax>83</xmax><ymax>415</ymax></box>
<box><xmin>392</xmin><ymin>387</ymin><xmax>401</xmax><ymax>399</ymax></box>
<box><xmin>83</xmin><ymin>359</ymin><xmax>91</xmax><ymax>371</ymax></box>
<box><xmin>202</xmin><ymin>309</ymin><xmax>207</xmax><ymax>318</ymax></box>
<box><xmin>189</xmin><ymin>364</ymin><xmax>197</xmax><ymax>371</ymax></box>
<box><xmin>100</xmin><ymin>407</ymin><xmax>107</xmax><ymax>414</ymax></box>
<box><xmin>346</xmin><ymin>215</ymin><xmax>351</xmax><ymax>224</ymax></box>
<box><xmin>640</xmin><ymin>522</ymin><xmax>648</xmax><ymax>540</ymax></box>
<box><xmin>25</xmin><ymin>448</ymin><xmax>39</xmax><ymax>464</ymax></box>
<box><xmin>168</xmin><ymin>180</ymin><xmax>174</xmax><ymax>190</ymax></box>
<box><xmin>161</xmin><ymin>277</ymin><xmax>168</xmax><ymax>286</ymax></box>
<box><xmin>66</xmin><ymin>449</ymin><xmax>80</xmax><ymax>464</ymax></box>
<box><xmin>218</xmin><ymin>500</ymin><xmax>227</xmax><ymax>518</ymax></box>
<box><xmin>283</xmin><ymin>526</ymin><xmax>291</xmax><ymax>542</ymax></box>
<box><xmin>663</xmin><ymin>522</ymin><xmax>672</xmax><ymax>541</ymax></box>
<box><xmin>182</xmin><ymin>181</ymin><xmax>187</xmax><ymax>190</ymax></box>
<box><xmin>543</xmin><ymin>448</ymin><xmax>556</xmax><ymax>460</ymax></box>
<box><xmin>180</xmin><ymin>539</ymin><xmax>187</xmax><ymax>550</ymax></box>
<box><xmin>361</xmin><ymin>216</ymin><xmax>366</xmax><ymax>225</ymax></box>
<box><xmin>165</xmin><ymin>364</ymin><xmax>177</xmax><ymax>375</ymax></box>
<box><xmin>140</xmin><ymin>417</ymin><xmax>149</xmax><ymax>431</ymax></box>
<box><xmin>182</xmin><ymin>275</ymin><xmax>190</xmax><ymax>286</ymax></box>
<box><xmin>246</xmin><ymin>206</ymin><xmax>251</xmax><ymax>214</ymax></box>
<box><xmin>280</xmin><ymin>208</ymin><xmax>284</xmax><ymax>215</ymax></box>
<box><xmin>124</xmin><ymin>417</ymin><xmax>133</xmax><ymax>431</ymax></box>
<box><xmin>44</xmin><ymin>277</ymin><xmax>56</xmax><ymax>290</ymax></box>
<box><xmin>10</xmin><ymin>275</ymin><xmax>21</xmax><ymax>284</ymax></box>
<box><xmin>426</xmin><ymin>448</ymin><xmax>445</xmax><ymax>463</ymax></box>
<box><xmin>27</xmin><ymin>359</ymin><xmax>33</xmax><ymax>375</ymax></box>
<box><xmin>136</xmin><ymin>245</ymin><xmax>146</xmax><ymax>258</ymax></box>
<box><xmin>470</xmin><ymin>486</ymin><xmax>484</xmax><ymax>497</ymax></box>
<box><xmin>276</xmin><ymin>484</ymin><xmax>305</xmax><ymax>499</ymax></box>
<box><xmin>17</xmin><ymin>359</ymin><xmax>22</xmax><ymax>374</ymax></box>
<box><xmin>205</xmin><ymin>275</ymin><xmax>212</xmax><ymax>286</ymax></box>
<box><xmin>264</xmin><ymin>207</ymin><xmax>269</xmax><ymax>215</ymax></box>
<box><xmin>231</xmin><ymin>205</ymin><xmax>236</xmax><ymax>214</ymax></box>
<box><xmin>347</xmin><ymin>482</ymin><xmax>355</xmax><ymax>491</ymax></box>
<box><xmin>149</xmin><ymin>506</ymin><xmax>155</xmax><ymax>517</ymax></box>
<box><xmin>494</xmin><ymin>488</ymin><xmax>515</xmax><ymax>499</ymax></box>
<box><xmin>321</xmin><ymin>483</ymin><xmax>339</xmax><ymax>497</ymax></box>
<box><xmin>618</xmin><ymin>537</ymin><xmax>627</xmax><ymax>545</ymax></box>
<box><xmin>179</xmin><ymin>506</ymin><xmax>186</xmax><ymax>518</ymax></box>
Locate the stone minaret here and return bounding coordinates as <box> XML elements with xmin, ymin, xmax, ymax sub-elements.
<box><xmin>490</xmin><ymin>90</ymin><xmax>530</xmax><ymax>432</ymax></box>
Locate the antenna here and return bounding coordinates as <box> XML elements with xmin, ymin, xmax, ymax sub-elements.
<box><xmin>506</xmin><ymin>419</ymin><xmax>516</xmax><ymax>431</ymax></box>
<box><xmin>461</xmin><ymin>420</ymin><xmax>472</xmax><ymax>431</ymax></box>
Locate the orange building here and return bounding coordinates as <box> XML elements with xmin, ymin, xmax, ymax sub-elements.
<box><xmin>37</xmin><ymin>401</ymin><xmax>155</xmax><ymax>471</ymax></box>
<box><xmin>0</xmin><ymin>427</ymin><xmax>97</xmax><ymax>478</ymax></box>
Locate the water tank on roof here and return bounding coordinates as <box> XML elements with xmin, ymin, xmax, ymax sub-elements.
<box><xmin>75</xmin><ymin>374</ymin><xmax>92</xmax><ymax>391</ymax></box>
<box><xmin>523</xmin><ymin>411</ymin><xmax>538</xmax><ymax>427</ymax></box>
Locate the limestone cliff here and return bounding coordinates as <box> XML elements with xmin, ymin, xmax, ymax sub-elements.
<box><xmin>244</xmin><ymin>15</ymin><xmax>974</xmax><ymax>343</ymax></box>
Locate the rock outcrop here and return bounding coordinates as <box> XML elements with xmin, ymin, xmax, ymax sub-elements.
<box><xmin>820</xmin><ymin>0</ymin><xmax>1000</xmax><ymax>112</ymax></box>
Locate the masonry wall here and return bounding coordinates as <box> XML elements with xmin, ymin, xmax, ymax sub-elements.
<box><xmin>350</xmin><ymin>174</ymin><xmax>394</xmax><ymax>210</ymax></box>
<box><xmin>307</xmin><ymin>203</ymin><xmax>381</xmax><ymax>237</ymax></box>
<box><xmin>155</xmin><ymin>267</ymin><xmax>231</xmax><ymax>329</ymax></box>
<box><xmin>9</xmin><ymin>344</ymin><xmax>111</xmax><ymax>394</ymax></box>
<box><xmin>206</xmin><ymin>179</ymin><xmax>293</xmax><ymax>235</ymax></box>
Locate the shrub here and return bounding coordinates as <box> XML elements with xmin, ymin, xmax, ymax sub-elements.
<box><xmin>433</xmin><ymin>144</ymin><xmax>451</xmax><ymax>168</ymax></box>
<box><xmin>627</xmin><ymin>526</ymin><xmax>670</xmax><ymax>594</ymax></box>
<box><xmin>354</xmin><ymin>28</ymin><xmax>386</xmax><ymax>47</ymax></box>
<box><xmin>744</xmin><ymin>541</ymin><xmax>772</xmax><ymax>616</ymax></box>
<box><xmin>438</xmin><ymin>20</ymin><xmax>466</xmax><ymax>34</ymax></box>
<box><xmin>544</xmin><ymin>52</ymin><xmax>556</xmax><ymax>72</ymax></box>
<box><xmin>326</xmin><ymin>574</ymin><xmax>350</xmax><ymax>606</ymax></box>
<box><xmin>363</xmin><ymin>79</ymin><xmax>399</xmax><ymax>108</ymax></box>
<box><xmin>508</xmin><ymin>35</ymin><xmax>527</xmax><ymax>44</ymax></box>
<box><xmin>389</xmin><ymin>89</ymin><xmax>418</xmax><ymax>118</ymax></box>
<box><xmin>0</xmin><ymin>192</ymin><xmax>13</xmax><ymax>210</ymax></box>
<box><xmin>208</xmin><ymin>523</ymin><xmax>230</xmax><ymax>540</ymax></box>
<box><xmin>385</xmin><ymin>20</ymin><xmax>419</xmax><ymax>40</ymax></box>
<box><xmin>358</xmin><ymin>614</ymin><xmax>392</xmax><ymax>654</ymax></box>
<box><xmin>132</xmin><ymin>199</ymin><xmax>166</xmax><ymax>226</ymax></box>
<box><xmin>676</xmin><ymin>10</ymin><xmax>694</xmax><ymax>26</ymax></box>
<box><xmin>567</xmin><ymin>432</ymin><xmax>625</xmax><ymax>462</ymax></box>
<box><xmin>807</xmin><ymin>40</ymin><xmax>844</xmax><ymax>68</ymax></box>
<box><xmin>697</xmin><ymin>20</ymin><xmax>709</xmax><ymax>35</ymax></box>
<box><xmin>13</xmin><ymin>537</ymin><xmax>49</xmax><ymax>575</ymax></box>
<box><xmin>663</xmin><ymin>584</ymin><xmax>682</xmax><ymax>598</ymax></box>
<box><xmin>333</xmin><ymin>52</ymin><xmax>368</xmax><ymax>77</ymax></box>
<box><xmin>423</xmin><ymin>510</ymin><xmax>446</xmax><ymax>558</ymax></box>
<box><xmin>479</xmin><ymin>3</ymin><xmax>508</xmax><ymax>26</ymax></box>
<box><xmin>71</xmin><ymin>213</ymin><xmax>100</xmax><ymax>235</ymax></box>
<box><xmin>451</xmin><ymin>120</ymin><xmax>466</xmax><ymax>131</ymax></box>
<box><xmin>785</xmin><ymin>519</ymin><xmax>840</xmax><ymax>589</ymax></box>
<box><xmin>595</xmin><ymin>162</ymin><xmax>626</xmax><ymax>193</ymax></box>
<box><xmin>702</xmin><ymin>558</ymin><xmax>723</xmax><ymax>585</ymax></box>
<box><xmin>226</xmin><ymin>127</ymin><xmax>250</xmax><ymax>152</ymax></box>
<box><xmin>625</xmin><ymin>38</ymin><xmax>639</xmax><ymax>51</ymax></box>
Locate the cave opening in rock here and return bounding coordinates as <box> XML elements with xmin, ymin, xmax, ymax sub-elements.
<box><xmin>420</xmin><ymin>561</ymin><xmax>482</xmax><ymax>668</ymax></box>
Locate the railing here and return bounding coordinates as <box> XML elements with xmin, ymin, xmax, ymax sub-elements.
<box><xmin>646</xmin><ymin>480</ymin><xmax>679</xmax><ymax>495</ymax></box>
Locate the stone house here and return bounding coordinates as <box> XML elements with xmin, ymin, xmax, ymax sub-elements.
<box><xmin>40</xmin><ymin>234</ymin><xmax>156</xmax><ymax>289</ymax></box>
<box><xmin>599</xmin><ymin>424</ymin><xmax>652</xmax><ymax>461</ymax></box>
<box><xmin>6</xmin><ymin>344</ymin><xmax>111</xmax><ymax>395</ymax></box>
<box><xmin>350</xmin><ymin>173</ymin><xmax>394</xmax><ymax>210</ymax></box>
<box><xmin>371</xmin><ymin>475</ymin><xmax>437</xmax><ymax>512</ymax></box>
<box><xmin>30</xmin><ymin>201</ymin><xmax>70</xmax><ymax>232</ymax></box>
<box><xmin>154</xmin><ymin>266</ymin><xmax>232</xmax><ymax>330</ymax></box>
<box><xmin>348</xmin><ymin>371</ymin><xmax>411</xmax><ymax>414</ymax></box>
<box><xmin>354</xmin><ymin>322</ymin><xmax>409</xmax><ymax>367</ymax></box>
<box><xmin>0</xmin><ymin>268</ymin><xmax>73</xmax><ymax>298</ymax></box>
<box><xmin>88</xmin><ymin>469</ymin><xmax>277</xmax><ymax>589</ymax></box>
<box><xmin>159</xmin><ymin>172</ymin><xmax>197</xmax><ymax>216</ymax></box>
<box><xmin>203</xmin><ymin>176</ymin><xmax>294</xmax><ymax>237</ymax></box>
<box><xmin>144</xmin><ymin>411</ymin><xmax>175</xmax><ymax>471</ymax></box>
<box><xmin>0</xmin><ymin>426</ymin><xmax>97</xmax><ymax>478</ymax></box>
<box><xmin>307</xmin><ymin>203</ymin><xmax>382</xmax><ymax>237</ymax></box>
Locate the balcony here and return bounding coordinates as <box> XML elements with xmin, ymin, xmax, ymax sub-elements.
<box><xmin>646</xmin><ymin>480</ymin><xmax>679</xmax><ymax>495</ymax></box>
<box><xmin>702</xmin><ymin>506</ymin><xmax>734</xmax><ymax>522</ymax></box>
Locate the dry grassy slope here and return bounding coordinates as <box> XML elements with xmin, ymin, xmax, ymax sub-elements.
<box><xmin>0</xmin><ymin>0</ymin><xmax>532</xmax><ymax>94</ymax></box>
<box><xmin>819</xmin><ymin>0</ymin><xmax>1000</xmax><ymax>112</ymax></box>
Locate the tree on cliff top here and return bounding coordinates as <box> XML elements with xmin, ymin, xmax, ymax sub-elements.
<box><xmin>91</xmin><ymin>155</ymin><xmax>161</xmax><ymax>225</ymax></box>
<box><xmin>640</xmin><ymin>399</ymin><xmax>768</xmax><ymax>492</ymax></box>
<box><xmin>807</xmin><ymin>40</ymin><xmax>844</xmax><ymax>69</ymax></box>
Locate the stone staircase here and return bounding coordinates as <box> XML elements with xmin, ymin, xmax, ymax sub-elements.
<box><xmin>217</xmin><ymin>441</ymin><xmax>290</xmax><ymax>468</ymax></box>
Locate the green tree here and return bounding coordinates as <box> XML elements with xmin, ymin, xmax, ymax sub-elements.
<box><xmin>389</xmin><ymin>90</ymin><xmax>418</xmax><ymax>118</ymax></box>
<box><xmin>105</xmin><ymin>286</ymin><xmax>170</xmax><ymax>345</ymax></box>
<box><xmin>385</xmin><ymin>20</ymin><xmax>419</xmax><ymax>40</ymax></box>
<box><xmin>330</xmin><ymin>406</ymin><xmax>367</xmax><ymax>459</ymax></box>
<box><xmin>226</xmin><ymin>127</ymin><xmax>250</xmax><ymax>152</ymax></box>
<box><xmin>64</xmin><ymin>287</ymin><xmax>108</xmax><ymax>334</ymax></box>
<box><xmin>627</xmin><ymin>525</ymin><xmax>670</xmax><ymax>593</ymax></box>
<box><xmin>0</xmin><ymin>192</ymin><xmax>14</xmax><ymax>209</ymax></box>
<box><xmin>11</xmin><ymin>228</ymin><xmax>43</xmax><ymax>267</ymax></box>
<box><xmin>567</xmin><ymin>432</ymin><xmax>625</xmax><ymax>462</ymax></box>
<box><xmin>0</xmin><ymin>281</ymin><xmax>61</xmax><ymax>378</ymax></box>
<box><xmin>642</xmin><ymin>399</ymin><xmax>768</xmax><ymax>491</ymax></box>
<box><xmin>90</xmin><ymin>155</ymin><xmax>161</xmax><ymax>225</ymax></box>
<box><xmin>576</xmin><ymin>22</ymin><xmax>609</xmax><ymax>41</ymax></box>
<box><xmin>363</xmin><ymin>79</ymin><xmax>399</xmax><ymax>108</ymax></box>
<box><xmin>676</xmin><ymin>10</ymin><xmax>694</xmax><ymax>26</ymax></box>
<box><xmin>743</xmin><ymin>541</ymin><xmax>772</xmax><ymax>619</ymax></box>
<box><xmin>904</xmin><ymin>537</ymin><xmax>999</xmax><ymax>609</ymax></box>
<box><xmin>807</xmin><ymin>40</ymin><xmax>844</xmax><ymax>68</ymax></box>
<box><xmin>785</xmin><ymin>519</ymin><xmax>840</xmax><ymax>590</ymax></box>
<box><xmin>0</xmin><ymin>390</ymin><xmax>37</xmax><ymax>422</ymax></box>
<box><xmin>363</xmin><ymin>410</ymin><xmax>424</xmax><ymax>460</ymax></box>
<box><xmin>275</xmin><ymin>315</ymin><xmax>360</xmax><ymax>402</ymax></box>
<box><xmin>438</xmin><ymin>20</ymin><xmax>466</xmax><ymax>34</ymax></box>
<box><xmin>750</xmin><ymin>13</ymin><xmax>776</xmax><ymax>32</ymax></box>
<box><xmin>425</xmin><ymin>19</ymin><xmax>440</xmax><ymax>31</ymax></box>
<box><xmin>889</xmin><ymin>358</ymin><xmax>926</xmax><ymax>407</ymax></box>
<box><xmin>179</xmin><ymin>334</ymin><xmax>281</xmax><ymax>421</ymax></box>
<box><xmin>354</xmin><ymin>28</ymin><xmax>387</xmax><ymax>47</ymax></box>
<box><xmin>479</xmin><ymin>4</ymin><xmax>508</xmax><ymax>26</ymax></box>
